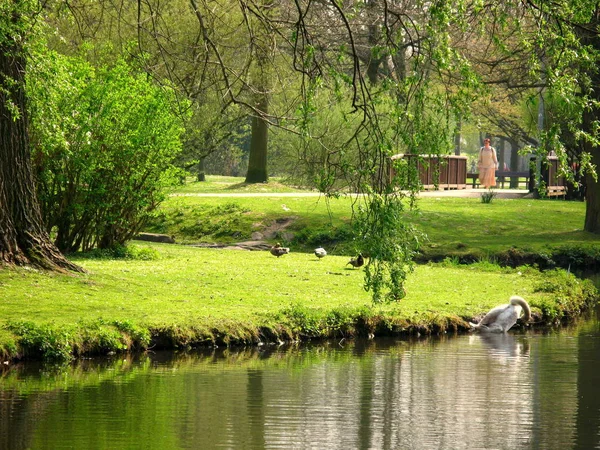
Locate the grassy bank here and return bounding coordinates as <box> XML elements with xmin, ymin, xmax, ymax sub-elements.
<box><xmin>0</xmin><ymin>242</ymin><xmax>596</xmax><ymax>361</ymax></box>
<box><xmin>2</xmin><ymin>176</ymin><xmax>599</xmax><ymax>361</ymax></box>
<box><xmin>150</xmin><ymin>177</ymin><xmax>600</xmax><ymax>270</ymax></box>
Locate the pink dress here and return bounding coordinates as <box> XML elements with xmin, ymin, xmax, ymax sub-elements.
<box><xmin>478</xmin><ymin>146</ymin><xmax>498</xmax><ymax>188</ymax></box>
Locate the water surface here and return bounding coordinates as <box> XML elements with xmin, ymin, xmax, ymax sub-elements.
<box><xmin>1</xmin><ymin>311</ymin><xmax>599</xmax><ymax>449</ymax></box>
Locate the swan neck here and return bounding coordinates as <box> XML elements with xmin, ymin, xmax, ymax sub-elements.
<box><xmin>511</xmin><ymin>296</ymin><xmax>531</xmax><ymax>321</ymax></box>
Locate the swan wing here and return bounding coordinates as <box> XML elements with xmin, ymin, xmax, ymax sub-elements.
<box><xmin>477</xmin><ymin>304</ymin><xmax>509</xmax><ymax>326</ymax></box>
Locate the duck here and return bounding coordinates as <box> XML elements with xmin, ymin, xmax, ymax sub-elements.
<box><xmin>470</xmin><ymin>295</ymin><xmax>531</xmax><ymax>333</ymax></box>
<box><xmin>270</xmin><ymin>243</ymin><xmax>290</xmax><ymax>257</ymax></box>
<box><xmin>347</xmin><ymin>253</ymin><xmax>364</xmax><ymax>269</ymax></box>
<box><xmin>314</xmin><ymin>247</ymin><xmax>327</xmax><ymax>259</ymax></box>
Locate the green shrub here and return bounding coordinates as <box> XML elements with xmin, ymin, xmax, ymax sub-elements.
<box><xmin>28</xmin><ymin>51</ymin><xmax>188</xmax><ymax>253</ymax></box>
<box><xmin>532</xmin><ymin>269</ymin><xmax>597</xmax><ymax>321</ymax></box>
<box><xmin>552</xmin><ymin>245</ymin><xmax>600</xmax><ymax>271</ymax></box>
<box><xmin>293</xmin><ymin>225</ymin><xmax>354</xmax><ymax>248</ymax></box>
<box><xmin>112</xmin><ymin>320</ymin><xmax>151</xmax><ymax>347</ymax></box>
<box><xmin>77</xmin><ymin>244</ymin><xmax>160</xmax><ymax>261</ymax></box>
<box><xmin>7</xmin><ymin>321</ymin><xmax>72</xmax><ymax>361</ymax></box>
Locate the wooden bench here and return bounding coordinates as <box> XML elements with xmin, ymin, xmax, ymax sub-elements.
<box><xmin>467</xmin><ymin>172</ymin><xmax>479</xmax><ymax>188</ymax></box>
<box><xmin>467</xmin><ymin>171</ymin><xmax>530</xmax><ymax>189</ymax></box>
<box><xmin>495</xmin><ymin>171</ymin><xmax>530</xmax><ymax>189</ymax></box>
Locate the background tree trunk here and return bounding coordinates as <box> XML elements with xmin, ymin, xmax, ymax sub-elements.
<box><xmin>244</xmin><ymin>3</ymin><xmax>272</xmax><ymax>185</ymax></box>
<box><xmin>454</xmin><ymin>118</ymin><xmax>462</xmax><ymax>155</ymax></box>
<box><xmin>197</xmin><ymin>158</ymin><xmax>206</xmax><ymax>182</ymax></box>
<box><xmin>245</xmin><ymin>94</ymin><xmax>269</xmax><ymax>183</ymax></box>
<box><xmin>0</xmin><ymin>29</ymin><xmax>81</xmax><ymax>271</ymax></box>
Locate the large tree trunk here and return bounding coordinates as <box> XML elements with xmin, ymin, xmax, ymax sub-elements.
<box><xmin>0</xmin><ymin>19</ymin><xmax>82</xmax><ymax>272</ymax></box>
<box><xmin>584</xmin><ymin>149</ymin><xmax>600</xmax><ymax>232</ymax></box>
<box><xmin>244</xmin><ymin>0</ymin><xmax>274</xmax><ymax>185</ymax></box>
<box><xmin>582</xmin><ymin>9</ymin><xmax>600</xmax><ymax>233</ymax></box>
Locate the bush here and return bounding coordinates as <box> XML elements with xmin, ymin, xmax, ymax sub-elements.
<box><xmin>7</xmin><ymin>321</ymin><xmax>72</xmax><ymax>361</ymax></box>
<box><xmin>77</xmin><ymin>244</ymin><xmax>160</xmax><ymax>261</ymax></box>
<box><xmin>293</xmin><ymin>225</ymin><xmax>354</xmax><ymax>248</ymax></box>
<box><xmin>28</xmin><ymin>51</ymin><xmax>188</xmax><ymax>253</ymax></box>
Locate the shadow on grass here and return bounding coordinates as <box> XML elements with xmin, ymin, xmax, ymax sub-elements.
<box><xmin>225</xmin><ymin>182</ymin><xmax>251</xmax><ymax>190</ymax></box>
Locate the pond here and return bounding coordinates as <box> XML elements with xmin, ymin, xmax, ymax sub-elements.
<box><xmin>1</xmin><ymin>309</ymin><xmax>599</xmax><ymax>450</ymax></box>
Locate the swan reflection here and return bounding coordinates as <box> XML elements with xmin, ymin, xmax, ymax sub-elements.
<box><xmin>471</xmin><ymin>332</ymin><xmax>530</xmax><ymax>363</ymax></box>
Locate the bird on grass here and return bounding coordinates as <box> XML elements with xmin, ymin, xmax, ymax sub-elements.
<box><xmin>270</xmin><ymin>243</ymin><xmax>290</xmax><ymax>258</ymax></box>
<box><xmin>470</xmin><ymin>295</ymin><xmax>531</xmax><ymax>333</ymax></box>
<box><xmin>314</xmin><ymin>247</ymin><xmax>327</xmax><ymax>259</ymax></box>
<box><xmin>347</xmin><ymin>253</ymin><xmax>364</xmax><ymax>269</ymax></box>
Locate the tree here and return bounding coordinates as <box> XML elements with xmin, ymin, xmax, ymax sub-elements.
<box><xmin>0</xmin><ymin>0</ymin><xmax>80</xmax><ymax>271</ymax></box>
<box><xmin>576</xmin><ymin>8</ymin><xmax>600</xmax><ymax>232</ymax></box>
<box><xmin>244</xmin><ymin>0</ymin><xmax>275</xmax><ymax>183</ymax></box>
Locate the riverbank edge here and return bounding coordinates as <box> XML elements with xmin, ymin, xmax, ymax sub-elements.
<box><xmin>2</xmin><ymin>279</ymin><xmax>597</xmax><ymax>363</ymax></box>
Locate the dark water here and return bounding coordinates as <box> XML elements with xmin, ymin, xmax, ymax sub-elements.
<box><xmin>1</xmin><ymin>311</ymin><xmax>599</xmax><ymax>450</ymax></box>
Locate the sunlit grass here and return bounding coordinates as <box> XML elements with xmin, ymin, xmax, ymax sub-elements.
<box><xmin>411</xmin><ymin>197</ymin><xmax>593</xmax><ymax>253</ymax></box>
<box><xmin>2</xmin><ymin>177</ymin><xmax>598</xmax><ymax>360</ymax></box>
<box><xmin>0</xmin><ymin>242</ymin><xmax>585</xmax><ymax>329</ymax></box>
<box><xmin>167</xmin><ymin>176</ymin><xmax>310</xmax><ymax>194</ymax></box>
<box><xmin>149</xmin><ymin>183</ymin><xmax>599</xmax><ymax>257</ymax></box>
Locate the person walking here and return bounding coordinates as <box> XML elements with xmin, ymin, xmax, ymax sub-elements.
<box><xmin>477</xmin><ymin>138</ymin><xmax>498</xmax><ymax>188</ymax></box>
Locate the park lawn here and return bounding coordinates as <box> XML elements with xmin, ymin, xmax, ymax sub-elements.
<box><xmin>409</xmin><ymin>197</ymin><xmax>595</xmax><ymax>254</ymax></box>
<box><xmin>148</xmin><ymin>192</ymin><xmax>354</xmax><ymax>247</ymax></box>
<box><xmin>2</xmin><ymin>177</ymin><xmax>599</xmax><ymax>360</ymax></box>
<box><xmin>149</xmin><ymin>188</ymin><xmax>599</xmax><ymax>257</ymax></box>
<box><xmin>0</xmin><ymin>242</ymin><xmax>596</xmax><ymax>360</ymax></box>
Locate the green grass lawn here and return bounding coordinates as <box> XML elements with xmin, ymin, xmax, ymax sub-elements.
<box><xmin>0</xmin><ymin>243</ymin><xmax>533</xmax><ymax>325</ymax></box>
<box><xmin>1</xmin><ymin>176</ymin><xmax>598</xmax><ymax>361</ymax></box>
<box><xmin>409</xmin><ymin>197</ymin><xmax>594</xmax><ymax>253</ymax></box>
<box><xmin>149</xmin><ymin>177</ymin><xmax>599</xmax><ymax>259</ymax></box>
<box><xmin>0</xmin><ymin>241</ymin><xmax>596</xmax><ymax>360</ymax></box>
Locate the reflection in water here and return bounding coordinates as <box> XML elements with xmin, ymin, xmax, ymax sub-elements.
<box><xmin>475</xmin><ymin>332</ymin><xmax>530</xmax><ymax>360</ymax></box>
<box><xmin>0</xmin><ymin>313</ymin><xmax>599</xmax><ymax>450</ymax></box>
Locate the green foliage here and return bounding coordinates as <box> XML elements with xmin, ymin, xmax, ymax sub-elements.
<box><xmin>77</xmin><ymin>319</ymin><xmax>152</xmax><ymax>354</ymax></box>
<box><xmin>480</xmin><ymin>189</ymin><xmax>497</xmax><ymax>204</ymax></box>
<box><xmin>275</xmin><ymin>303</ymin><xmax>376</xmax><ymax>338</ymax></box>
<box><xmin>354</xmin><ymin>193</ymin><xmax>424</xmax><ymax>303</ymax></box>
<box><xmin>551</xmin><ymin>245</ymin><xmax>600</xmax><ymax>270</ymax></box>
<box><xmin>27</xmin><ymin>49</ymin><xmax>188</xmax><ymax>253</ymax></box>
<box><xmin>6</xmin><ymin>321</ymin><xmax>73</xmax><ymax>361</ymax></box>
<box><xmin>180</xmin><ymin>102</ymin><xmax>250</xmax><ymax>178</ymax></box>
<box><xmin>293</xmin><ymin>225</ymin><xmax>354</xmax><ymax>249</ymax></box>
<box><xmin>4</xmin><ymin>318</ymin><xmax>153</xmax><ymax>361</ymax></box>
<box><xmin>112</xmin><ymin>320</ymin><xmax>151</xmax><ymax>347</ymax></box>
<box><xmin>532</xmin><ymin>269</ymin><xmax>598</xmax><ymax>323</ymax></box>
<box><xmin>77</xmin><ymin>320</ymin><xmax>129</xmax><ymax>354</ymax></box>
<box><xmin>79</xmin><ymin>244</ymin><xmax>161</xmax><ymax>261</ymax></box>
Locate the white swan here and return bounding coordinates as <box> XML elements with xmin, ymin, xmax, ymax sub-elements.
<box><xmin>470</xmin><ymin>296</ymin><xmax>531</xmax><ymax>333</ymax></box>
